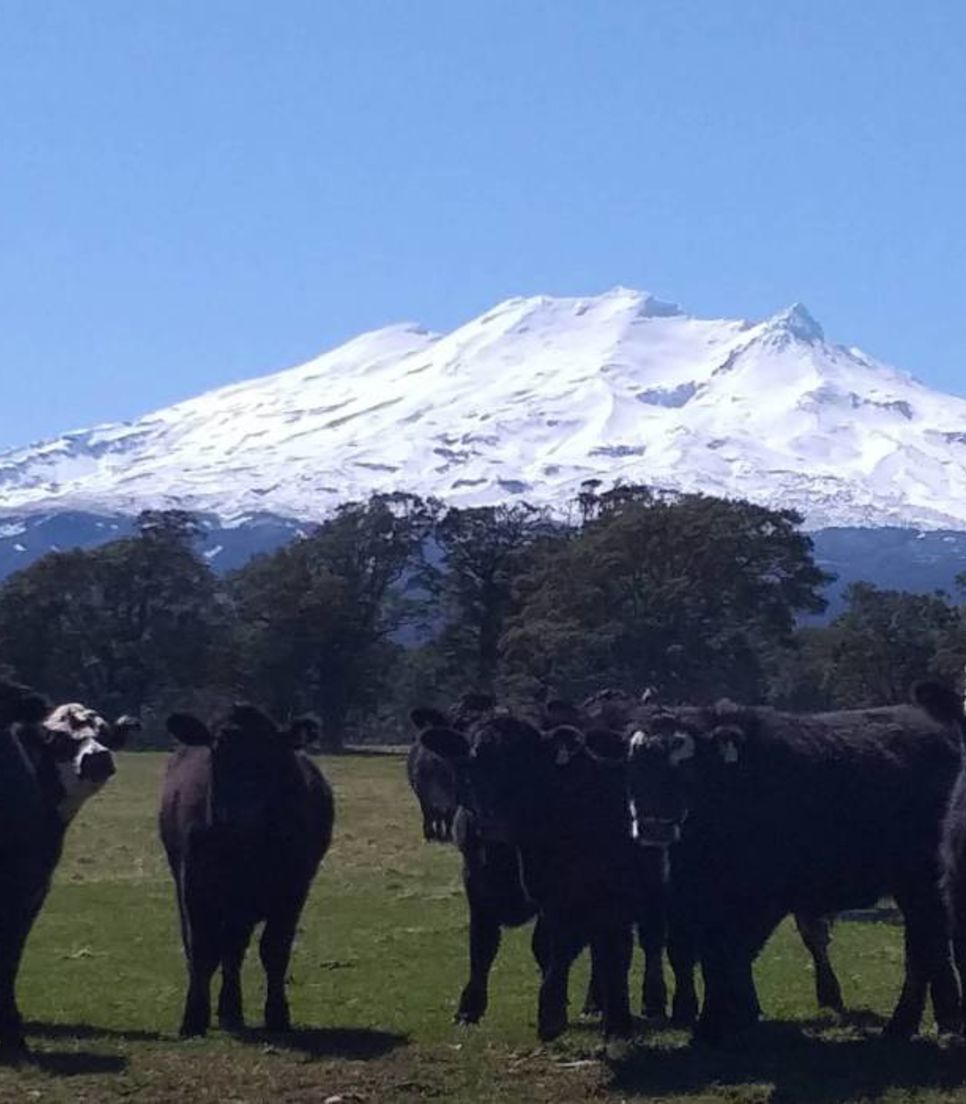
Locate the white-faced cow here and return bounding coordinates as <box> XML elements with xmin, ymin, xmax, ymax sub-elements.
<box><xmin>0</xmin><ymin>684</ymin><xmax>136</xmax><ymax>1055</ymax></box>
<box><xmin>160</xmin><ymin>704</ymin><xmax>334</xmax><ymax>1038</ymax></box>
<box><xmin>625</xmin><ymin>690</ymin><xmax>963</xmax><ymax>1043</ymax></box>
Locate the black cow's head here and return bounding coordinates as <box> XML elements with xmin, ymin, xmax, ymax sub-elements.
<box><xmin>626</xmin><ymin>704</ymin><xmax>746</xmax><ymax>847</ymax></box>
<box><xmin>166</xmin><ymin>703</ymin><xmax>307</xmax><ymax>833</ymax></box>
<box><xmin>420</xmin><ymin>712</ymin><xmax>626</xmax><ymax>842</ymax></box>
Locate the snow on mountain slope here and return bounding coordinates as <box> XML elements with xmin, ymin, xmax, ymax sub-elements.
<box><xmin>2</xmin><ymin>287</ymin><xmax>966</xmax><ymax>529</ymax></box>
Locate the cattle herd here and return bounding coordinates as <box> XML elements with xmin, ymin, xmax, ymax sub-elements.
<box><xmin>6</xmin><ymin>674</ymin><xmax>966</xmax><ymax>1064</ymax></box>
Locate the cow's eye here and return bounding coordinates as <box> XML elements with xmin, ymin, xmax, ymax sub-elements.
<box><xmin>47</xmin><ymin>730</ymin><xmax>77</xmax><ymax>759</ymax></box>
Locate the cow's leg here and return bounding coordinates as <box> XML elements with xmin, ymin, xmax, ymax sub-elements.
<box><xmin>419</xmin><ymin>800</ymin><xmax>435</xmax><ymax>841</ymax></box>
<box><xmin>0</xmin><ymin>883</ymin><xmax>46</xmax><ymax>1055</ymax></box>
<box><xmin>455</xmin><ymin>904</ymin><xmax>501</xmax><ymax>1024</ymax></box>
<box><xmin>179</xmin><ymin>868</ymin><xmax>221</xmax><ymax>1038</ymax></box>
<box><xmin>637</xmin><ymin>913</ymin><xmax>669</xmax><ymax>1020</ymax></box>
<box><xmin>953</xmin><ymin>934</ymin><xmax>966</xmax><ymax>1032</ymax></box>
<box><xmin>667</xmin><ymin>922</ymin><xmax>699</xmax><ymax>1026</ymax></box>
<box><xmin>795</xmin><ymin>913</ymin><xmax>844</xmax><ymax>1013</ymax></box>
<box><xmin>886</xmin><ymin>890</ymin><xmax>958</xmax><ymax>1038</ymax></box>
<box><xmin>594</xmin><ymin>921</ymin><xmax>634</xmax><ymax>1040</ymax></box>
<box><xmin>0</xmin><ymin>917</ymin><xmax>30</xmax><ymax>1055</ymax></box>
<box><xmin>218</xmin><ymin>918</ymin><xmax>255</xmax><ymax>1032</ymax></box>
<box><xmin>260</xmin><ymin>897</ymin><xmax>306</xmax><ymax>1033</ymax></box>
<box><xmin>537</xmin><ymin>921</ymin><xmax>585</xmax><ymax>1042</ymax></box>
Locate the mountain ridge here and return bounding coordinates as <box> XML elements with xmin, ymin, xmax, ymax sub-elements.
<box><xmin>2</xmin><ymin>287</ymin><xmax>965</xmax><ymax>530</ymax></box>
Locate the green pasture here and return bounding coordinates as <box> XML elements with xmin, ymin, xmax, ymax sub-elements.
<box><xmin>2</xmin><ymin>752</ymin><xmax>966</xmax><ymax>1103</ymax></box>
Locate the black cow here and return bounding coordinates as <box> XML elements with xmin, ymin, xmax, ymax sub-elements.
<box><xmin>160</xmin><ymin>704</ymin><xmax>334</xmax><ymax>1038</ymax></box>
<box><xmin>422</xmin><ymin>713</ymin><xmax>644</xmax><ymax>1041</ymax></box>
<box><xmin>0</xmin><ymin>685</ymin><xmax>135</xmax><ymax>1055</ymax></box>
<box><xmin>625</xmin><ymin>691</ymin><xmax>963</xmax><ymax>1042</ymax></box>
<box><xmin>926</xmin><ymin>680</ymin><xmax>966</xmax><ymax>1033</ymax></box>
<box><xmin>406</xmin><ymin>694</ymin><xmax>495</xmax><ymax>842</ymax></box>
<box><xmin>410</xmin><ymin>698</ymin><xmax>540</xmax><ymax>1025</ymax></box>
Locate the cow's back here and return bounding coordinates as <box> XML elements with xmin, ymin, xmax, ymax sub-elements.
<box><xmin>683</xmin><ymin>704</ymin><xmax>961</xmax><ymax>913</ymax></box>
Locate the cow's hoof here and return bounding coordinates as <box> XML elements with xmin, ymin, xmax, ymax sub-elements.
<box><xmin>537</xmin><ymin>1010</ymin><xmax>568</xmax><ymax>1042</ymax></box>
<box><xmin>179</xmin><ymin>1025</ymin><xmax>208</xmax><ymax>1039</ymax></box>
<box><xmin>0</xmin><ymin>1038</ymin><xmax>28</xmax><ymax>1065</ymax></box>
<box><xmin>453</xmin><ymin>1009</ymin><xmax>482</xmax><ymax>1026</ymax></box>
<box><xmin>218</xmin><ymin>1015</ymin><xmax>245</xmax><ymax>1034</ymax></box>
<box><xmin>882</xmin><ymin>1015</ymin><xmax>917</xmax><ymax>1041</ymax></box>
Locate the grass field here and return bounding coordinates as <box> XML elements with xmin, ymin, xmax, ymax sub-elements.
<box><xmin>3</xmin><ymin>751</ymin><xmax>966</xmax><ymax>1103</ymax></box>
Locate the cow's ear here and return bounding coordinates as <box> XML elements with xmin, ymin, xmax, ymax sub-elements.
<box><xmin>103</xmin><ymin>714</ymin><xmax>140</xmax><ymax>749</ymax></box>
<box><xmin>411</xmin><ymin>707</ymin><xmax>448</xmax><ymax>731</ymax></box>
<box><xmin>710</xmin><ymin>724</ymin><xmax>745</xmax><ymax>765</ymax></box>
<box><xmin>420</xmin><ymin>726</ymin><xmax>470</xmax><ymax>759</ymax></box>
<box><xmin>285</xmin><ymin>713</ymin><xmax>320</xmax><ymax>748</ymax></box>
<box><xmin>544</xmin><ymin>724</ymin><xmax>585</xmax><ymax>766</ymax></box>
<box><xmin>913</xmin><ymin>681</ymin><xmax>964</xmax><ymax>725</ymax></box>
<box><xmin>0</xmin><ymin>682</ymin><xmax>49</xmax><ymax>725</ymax></box>
<box><xmin>166</xmin><ymin>713</ymin><xmax>212</xmax><ymax>746</ymax></box>
<box><xmin>583</xmin><ymin>727</ymin><xmax>627</xmax><ymax>764</ymax></box>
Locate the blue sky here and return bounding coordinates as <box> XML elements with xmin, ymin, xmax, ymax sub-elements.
<box><xmin>1</xmin><ymin>0</ymin><xmax>964</xmax><ymax>449</ymax></box>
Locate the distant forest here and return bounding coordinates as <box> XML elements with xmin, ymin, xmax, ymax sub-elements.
<box><xmin>1</xmin><ymin>484</ymin><xmax>964</xmax><ymax>749</ymax></box>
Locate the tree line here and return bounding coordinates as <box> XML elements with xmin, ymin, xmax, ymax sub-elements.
<box><xmin>1</xmin><ymin>486</ymin><xmax>964</xmax><ymax>749</ymax></box>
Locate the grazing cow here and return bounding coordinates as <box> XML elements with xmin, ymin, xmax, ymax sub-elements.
<box><xmin>625</xmin><ymin>691</ymin><xmax>963</xmax><ymax>1042</ymax></box>
<box><xmin>160</xmin><ymin>704</ymin><xmax>334</xmax><ymax>1038</ymax></box>
<box><xmin>406</xmin><ymin>694</ymin><xmax>495</xmax><ymax>842</ymax></box>
<box><xmin>422</xmin><ymin>713</ymin><xmax>644</xmax><ymax>1041</ymax></box>
<box><xmin>0</xmin><ymin>685</ymin><xmax>135</xmax><ymax>1054</ymax></box>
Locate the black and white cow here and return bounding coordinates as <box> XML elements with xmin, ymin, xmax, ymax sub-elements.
<box><xmin>160</xmin><ymin>704</ymin><xmax>334</xmax><ymax>1037</ymax></box>
<box><xmin>0</xmin><ymin>685</ymin><xmax>135</xmax><ymax>1055</ymax></box>
<box><xmin>625</xmin><ymin>692</ymin><xmax>963</xmax><ymax>1042</ymax></box>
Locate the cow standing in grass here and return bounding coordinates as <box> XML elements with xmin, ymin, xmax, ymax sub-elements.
<box><xmin>625</xmin><ymin>689</ymin><xmax>963</xmax><ymax>1043</ymax></box>
<box><xmin>0</xmin><ymin>686</ymin><xmax>135</xmax><ymax>1056</ymax></box>
<box><xmin>421</xmin><ymin>712</ymin><xmax>643</xmax><ymax>1042</ymax></box>
<box><xmin>410</xmin><ymin>696</ymin><xmax>544</xmax><ymax>1025</ymax></box>
<box><xmin>160</xmin><ymin>704</ymin><xmax>334</xmax><ymax>1038</ymax></box>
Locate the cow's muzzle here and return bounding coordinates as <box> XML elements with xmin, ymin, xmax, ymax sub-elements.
<box><xmin>635</xmin><ymin>818</ymin><xmax>682</xmax><ymax>847</ymax></box>
<box><xmin>79</xmin><ymin>748</ymin><xmax>116</xmax><ymax>784</ymax></box>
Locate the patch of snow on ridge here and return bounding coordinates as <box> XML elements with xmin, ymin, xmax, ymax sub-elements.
<box><xmin>1</xmin><ymin>288</ymin><xmax>966</xmax><ymax>531</ymax></box>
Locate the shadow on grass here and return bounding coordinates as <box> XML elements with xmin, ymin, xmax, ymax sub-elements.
<box><xmin>26</xmin><ymin>1020</ymin><xmax>166</xmax><ymax>1044</ymax></box>
<box><xmin>1</xmin><ymin>1045</ymin><xmax>127</xmax><ymax>1076</ymax></box>
<box><xmin>241</xmin><ymin>1025</ymin><xmax>409</xmax><ymax>1060</ymax></box>
<box><xmin>608</xmin><ymin>1017</ymin><xmax>966</xmax><ymax>1104</ymax></box>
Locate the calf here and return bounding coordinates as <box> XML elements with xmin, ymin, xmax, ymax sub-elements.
<box><xmin>625</xmin><ymin>691</ymin><xmax>962</xmax><ymax>1042</ymax></box>
<box><xmin>160</xmin><ymin>704</ymin><xmax>334</xmax><ymax>1037</ymax></box>
<box><xmin>423</xmin><ymin>713</ymin><xmax>643</xmax><ymax>1041</ymax></box>
<box><xmin>0</xmin><ymin>685</ymin><xmax>134</xmax><ymax>1054</ymax></box>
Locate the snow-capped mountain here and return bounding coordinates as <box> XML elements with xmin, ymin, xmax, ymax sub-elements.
<box><xmin>3</xmin><ymin>287</ymin><xmax>966</xmax><ymax>530</ymax></box>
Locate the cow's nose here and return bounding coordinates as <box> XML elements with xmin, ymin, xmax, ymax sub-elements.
<box><xmin>80</xmin><ymin>749</ymin><xmax>116</xmax><ymax>783</ymax></box>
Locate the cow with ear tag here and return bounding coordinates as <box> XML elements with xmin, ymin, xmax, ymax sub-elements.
<box><xmin>1</xmin><ymin>685</ymin><xmax>132</xmax><ymax>1055</ymax></box>
<box><xmin>423</xmin><ymin>712</ymin><xmax>643</xmax><ymax>1043</ymax></box>
<box><xmin>159</xmin><ymin>703</ymin><xmax>334</xmax><ymax>1038</ymax></box>
<box><xmin>628</xmin><ymin>693</ymin><xmax>964</xmax><ymax>1044</ymax></box>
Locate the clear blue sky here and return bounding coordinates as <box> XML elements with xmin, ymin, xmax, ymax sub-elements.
<box><xmin>1</xmin><ymin>0</ymin><xmax>964</xmax><ymax>450</ymax></box>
